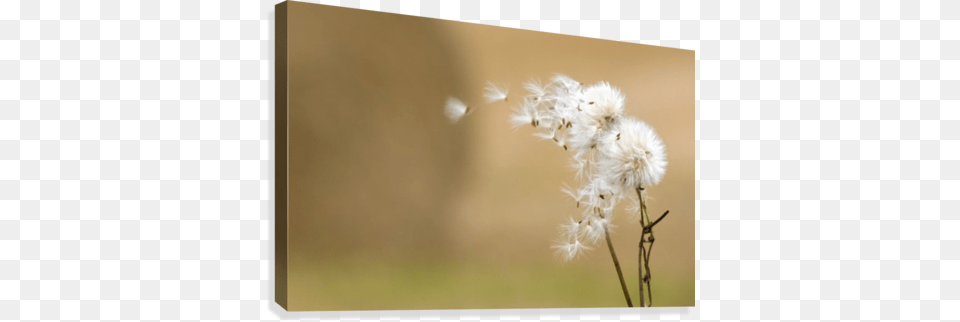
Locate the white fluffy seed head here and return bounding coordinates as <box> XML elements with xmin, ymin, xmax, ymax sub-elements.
<box><xmin>579</xmin><ymin>82</ymin><xmax>625</xmax><ymax>132</ymax></box>
<box><xmin>444</xmin><ymin>97</ymin><xmax>469</xmax><ymax>123</ymax></box>
<box><xmin>598</xmin><ymin>117</ymin><xmax>667</xmax><ymax>189</ymax></box>
<box><xmin>565</xmin><ymin>82</ymin><xmax>625</xmax><ymax>153</ymax></box>
<box><xmin>496</xmin><ymin>75</ymin><xmax>668</xmax><ymax>262</ymax></box>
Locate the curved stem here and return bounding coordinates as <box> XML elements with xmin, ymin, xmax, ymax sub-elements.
<box><xmin>604</xmin><ymin>228</ymin><xmax>633</xmax><ymax>307</ymax></box>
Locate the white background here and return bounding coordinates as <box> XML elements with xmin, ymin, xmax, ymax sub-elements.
<box><xmin>4</xmin><ymin>0</ymin><xmax>957</xmax><ymax>320</ymax></box>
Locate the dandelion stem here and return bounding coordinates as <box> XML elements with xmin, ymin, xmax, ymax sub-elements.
<box><xmin>636</xmin><ymin>185</ymin><xmax>647</xmax><ymax>307</ymax></box>
<box><xmin>635</xmin><ymin>184</ymin><xmax>671</xmax><ymax>307</ymax></box>
<box><xmin>636</xmin><ymin>185</ymin><xmax>660</xmax><ymax>307</ymax></box>
<box><xmin>638</xmin><ymin>238</ymin><xmax>646</xmax><ymax>307</ymax></box>
<box><xmin>603</xmin><ymin>227</ymin><xmax>633</xmax><ymax>307</ymax></box>
<box><xmin>649</xmin><ymin>210</ymin><xmax>669</xmax><ymax>229</ymax></box>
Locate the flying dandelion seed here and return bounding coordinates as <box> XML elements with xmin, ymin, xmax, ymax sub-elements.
<box><xmin>483</xmin><ymin>82</ymin><xmax>509</xmax><ymax>103</ymax></box>
<box><xmin>444</xmin><ymin>96</ymin><xmax>469</xmax><ymax>123</ymax></box>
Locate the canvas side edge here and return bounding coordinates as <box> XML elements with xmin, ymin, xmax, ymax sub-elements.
<box><xmin>274</xmin><ymin>0</ymin><xmax>290</xmax><ymax>311</ymax></box>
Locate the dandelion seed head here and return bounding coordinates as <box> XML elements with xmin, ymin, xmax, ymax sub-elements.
<box><xmin>490</xmin><ymin>74</ymin><xmax>668</xmax><ymax>262</ymax></box>
<box><xmin>598</xmin><ymin>117</ymin><xmax>668</xmax><ymax>188</ymax></box>
<box><xmin>579</xmin><ymin>82</ymin><xmax>625</xmax><ymax>131</ymax></box>
<box><xmin>561</xmin><ymin>84</ymin><xmax>623</xmax><ymax>154</ymax></box>
<box><xmin>444</xmin><ymin>97</ymin><xmax>469</xmax><ymax>123</ymax></box>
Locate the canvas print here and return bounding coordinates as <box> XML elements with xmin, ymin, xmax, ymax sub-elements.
<box><xmin>276</xmin><ymin>1</ymin><xmax>695</xmax><ymax>311</ymax></box>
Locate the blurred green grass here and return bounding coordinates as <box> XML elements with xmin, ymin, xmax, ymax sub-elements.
<box><xmin>289</xmin><ymin>258</ymin><xmax>694</xmax><ymax>311</ymax></box>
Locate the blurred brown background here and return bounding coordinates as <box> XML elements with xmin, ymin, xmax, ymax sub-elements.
<box><xmin>282</xmin><ymin>1</ymin><xmax>694</xmax><ymax>311</ymax></box>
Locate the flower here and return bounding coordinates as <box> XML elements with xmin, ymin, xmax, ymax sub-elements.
<box><xmin>598</xmin><ymin>117</ymin><xmax>667</xmax><ymax>189</ymax></box>
<box><xmin>483</xmin><ymin>82</ymin><xmax>509</xmax><ymax>103</ymax></box>
<box><xmin>444</xmin><ymin>96</ymin><xmax>469</xmax><ymax>123</ymax></box>
<box><xmin>454</xmin><ymin>74</ymin><xmax>667</xmax><ymax>262</ymax></box>
<box><xmin>566</xmin><ymin>82</ymin><xmax>626</xmax><ymax>152</ymax></box>
<box><xmin>580</xmin><ymin>82</ymin><xmax>625</xmax><ymax>129</ymax></box>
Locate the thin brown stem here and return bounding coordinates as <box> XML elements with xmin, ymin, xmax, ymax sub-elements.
<box><xmin>604</xmin><ymin>228</ymin><xmax>633</xmax><ymax>307</ymax></box>
<box><xmin>644</xmin><ymin>238</ymin><xmax>653</xmax><ymax>305</ymax></box>
<box><xmin>649</xmin><ymin>210</ymin><xmax>670</xmax><ymax>230</ymax></box>
<box><xmin>636</xmin><ymin>185</ymin><xmax>647</xmax><ymax>307</ymax></box>
<box><xmin>638</xmin><ymin>239</ymin><xmax>646</xmax><ymax>307</ymax></box>
<box><xmin>635</xmin><ymin>185</ymin><xmax>668</xmax><ymax>307</ymax></box>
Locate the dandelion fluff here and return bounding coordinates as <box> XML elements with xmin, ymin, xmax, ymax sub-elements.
<box><xmin>490</xmin><ymin>75</ymin><xmax>668</xmax><ymax>263</ymax></box>
<box><xmin>564</xmin><ymin>83</ymin><xmax>625</xmax><ymax>152</ymax></box>
<box><xmin>626</xmin><ymin>195</ymin><xmax>643</xmax><ymax>221</ymax></box>
<box><xmin>577</xmin><ymin>175</ymin><xmax>622</xmax><ymax>216</ymax></box>
<box><xmin>582</xmin><ymin>215</ymin><xmax>610</xmax><ymax>244</ymax></box>
<box><xmin>553</xmin><ymin>239</ymin><xmax>590</xmax><ymax>261</ymax></box>
<box><xmin>565</xmin><ymin>119</ymin><xmax>602</xmax><ymax>152</ymax></box>
<box><xmin>570</xmin><ymin>149</ymin><xmax>598</xmax><ymax>181</ymax></box>
<box><xmin>483</xmin><ymin>82</ymin><xmax>509</xmax><ymax>103</ymax></box>
<box><xmin>524</xmin><ymin>79</ymin><xmax>546</xmax><ymax>100</ymax></box>
<box><xmin>550</xmin><ymin>74</ymin><xmax>582</xmax><ymax>94</ymax></box>
<box><xmin>444</xmin><ymin>97</ymin><xmax>469</xmax><ymax>123</ymax></box>
<box><xmin>559</xmin><ymin>216</ymin><xmax>584</xmax><ymax>240</ymax></box>
<box><xmin>509</xmin><ymin>98</ymin><xmax>539</xmax><ymax>129</ymax></box>
<box><xmin>598</xmin><ymin>117</ymin><xmax>667</xmax><ymax>188</ymax></box>
<box><xmin>578</xmin><ymin>82</ymin><xmax>625</xmax><ymax>133</ymax></box>
<box><xmin>561</xmin><ymin>183</ymin><xmax>583</xmax><ymax>207</ymax></box>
